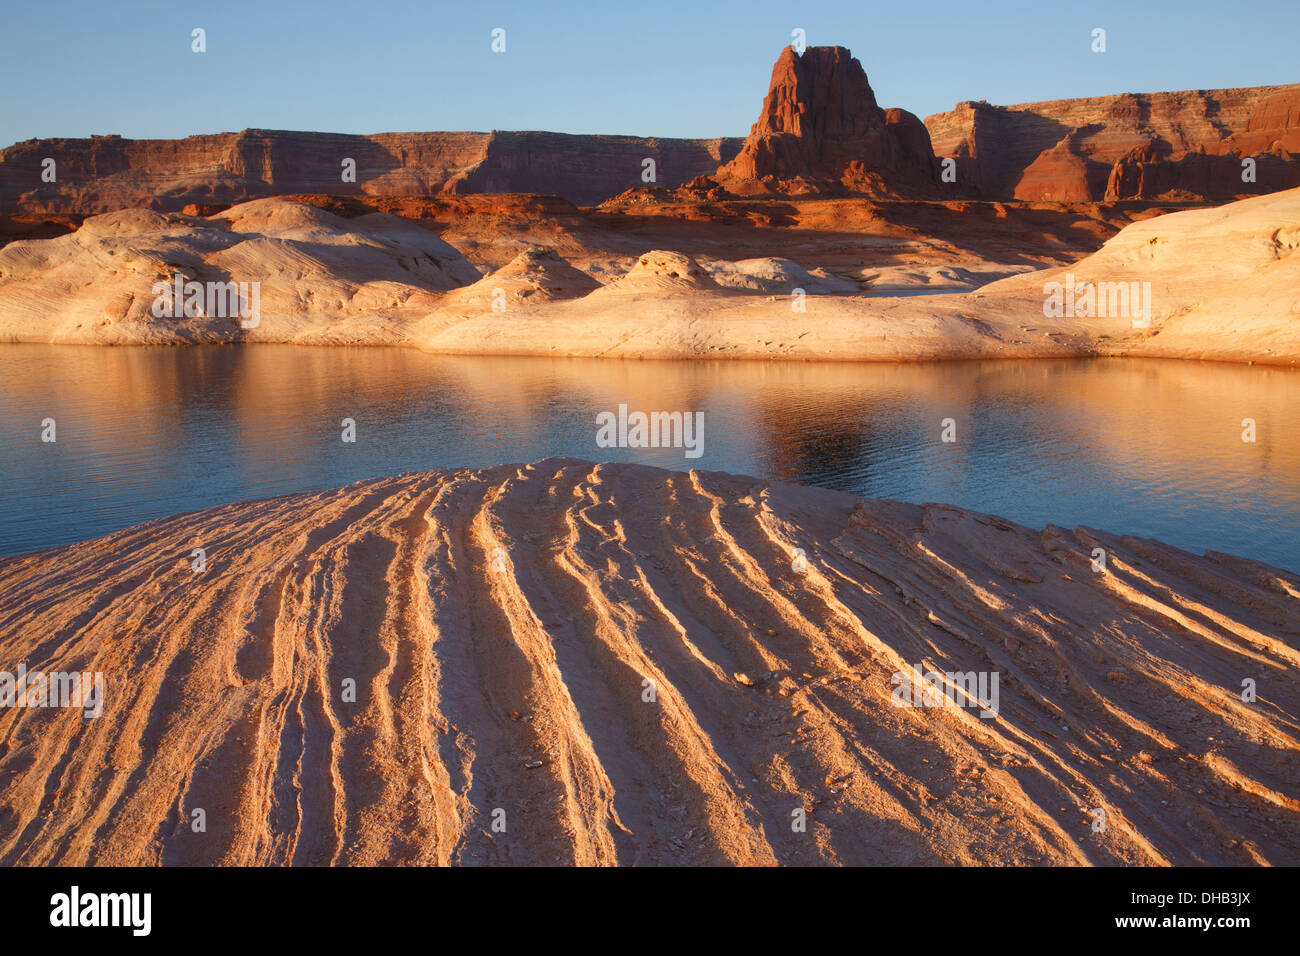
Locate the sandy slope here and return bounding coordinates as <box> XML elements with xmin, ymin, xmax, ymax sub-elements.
<box><xmin>0</xmin><ymin>460</ymin><xmax>1296</xmax><ymax>866</ymax></box>
<box><xmin>1</xmin><ymin>189</ymin><xmax>1297</xmax><ymax>364</ymax></box>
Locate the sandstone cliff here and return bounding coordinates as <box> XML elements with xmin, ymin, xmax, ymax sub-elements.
<box><xmin>0</xmin><ymin>129</ymin><xmax>742</xmax><ymax>214</ymax></box>
<box><xmin>8</xmin><ymin>61</ymin><xmax>1298</xmax><ymax>210</ymax></box>
<box><xmin>925</xmin><ymin>85</ymin><xmax>1300</xmax><ymax>201</ymax></box>
<box><xmin>448</xmin><ymin>131</ymin><xmax>740</xmax><ymax>204</ymax></box>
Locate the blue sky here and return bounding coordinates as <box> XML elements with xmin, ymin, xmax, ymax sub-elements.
<box><xmin>2</xmin><ymin>0</ymin><xmax>1297</xmax><ymax>145</ymax></box>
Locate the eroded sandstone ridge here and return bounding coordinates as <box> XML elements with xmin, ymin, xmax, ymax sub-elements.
<box><xmin>0</xmin><ymin>129</ymin><xmax>742</xmax><ymax>214</ymax></box>
<box><xmin>715</xmin><ymin>46</ymin><xmax>937</xmax><ymax>196</ymax></box>
<box><xmin>2</xmin><ymin>186</ymin><xmax>1295</xmax><ymax>365</ymax></box>
<box><xmin>925</xmin><ymin>86</ymin><xmax>1300</xmax><ymax>201</ymax></box>
<box><xmin>0</xmin><ymin>460</ymin><xmax>1295</xmax><ymax>865</ymax></box>
<box><xmin>0</xmin><ymin>199</ymin><xmax>481</xmax><ymax>344</ymax></box>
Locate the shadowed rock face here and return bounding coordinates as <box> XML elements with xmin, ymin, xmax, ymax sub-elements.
<box><xmin>0</xmin><ymin>129</ymin><xmax>743</xmax><ymax>214</ymax></box>
<box><xmin>1105</xmin><ymin>145</ymin><xmax>1300</xmax><ymax>201</ymax></box>
<box><xmin>926</xmin><ymin>86</ymin><xmax>1300</xmax><ymax>201</ymax></box>
<box><xmin>447</xmin><ymin>132</ymin><xmax>742</xmax><ymax>205</ymax></box>
<box><xmin>716</xmin><ymin>46</ymin><xmax>938</xmax><ymax>196</ymax></box>
<box><xmin>0</xmin><ymin>460</ymin><xmax>1295</xmax><ymax>865</ymax></box>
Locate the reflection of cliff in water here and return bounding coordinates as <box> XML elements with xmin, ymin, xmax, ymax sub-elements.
<box><xmin>0</xmin><ymin>345</ymin><xmax>1296</xmax><ymax>569</ymax></box>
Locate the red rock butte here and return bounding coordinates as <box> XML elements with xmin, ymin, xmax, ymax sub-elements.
<box><xmin>715</xmin><ymin>45</ymin><xmax>937</xmax><ymax>197</ymax></box>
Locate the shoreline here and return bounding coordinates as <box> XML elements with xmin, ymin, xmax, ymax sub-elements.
<box><xmin>6</xmin><ymin>333</ymin><xmax>1300</xmax><ymax>370</ymax></box>
<box><xmin>7</xmin><ymin>316</ymin><xmax>1298</xmax><ymax>367</ymax></box>
<box><xmin>6</xmin><ymin>337</ymin><xmax>1300</xmax><ymax>369</ymax></box>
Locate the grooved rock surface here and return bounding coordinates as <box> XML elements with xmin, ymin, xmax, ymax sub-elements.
<box><xmin>925</xmin><ymin>86</ymin><xmax>1300</xmax><ymax>201</ymax></box>
<box><xmin>0</xmin><ymin>460</ymin><xmax>1296</xmax><ymax>865</ymax></box>
<box><xmin>716</xmin><ymin>46</ymin><xmax>937</xmax><ymax>196</ymax></box>
<box><xmin>0</xmin><ymin>129</ymin><xmax>743</xmax><ymax>214</ymax></box>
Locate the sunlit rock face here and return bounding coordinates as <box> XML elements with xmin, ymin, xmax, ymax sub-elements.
<box><xmin>0</xmin><ymin>459</ymin><xmax>1296</xmax><ymax>865</ymax></box>
<box><xmin>925</xmin><ymin>85</ymin><xmax>1300</xmax><ymax>201</ymax></box>
<box><xmin>717</xmin><ymin>46</ymin><xmax>938</xmax><ymax>197</ymax></box>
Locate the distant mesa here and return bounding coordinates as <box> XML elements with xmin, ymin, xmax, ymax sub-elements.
<box><xmin>924</xmin><ymin>86</ymin><xmax>1300</xmax><ymax>202</ymax></box>
<box><xmin>1</xmin><ymin>49</ymin><xmax>1299</xmax><ymax>213</ymax></box>
<box><xmin>0</xmin><ymin>130</ymin><xmax>743</xmax><ymax>215</ymax></box>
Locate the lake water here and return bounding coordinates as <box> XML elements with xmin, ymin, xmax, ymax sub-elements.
<box><xmin>1</xmin><ymin>344</ymin><xmax>1297</xmax><ymax>571</ymax></box>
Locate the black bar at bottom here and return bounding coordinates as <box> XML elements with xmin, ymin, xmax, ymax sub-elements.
<box><xmin>2</xmin><ymin>865</ymin><xmax>1280</xmax><ymax>944</ymax></box>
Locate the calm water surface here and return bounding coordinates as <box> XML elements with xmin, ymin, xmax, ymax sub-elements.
<box><xmin>0</xmin><ymin>344</ymin><xmax>1296</xmax><ymax>571</ymax></box>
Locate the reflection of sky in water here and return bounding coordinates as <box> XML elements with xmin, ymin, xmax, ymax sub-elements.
<box><xmin>1</xmin><ymin>345</ymin><xmax>1297</xmax><ymax>571</ymax></box>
